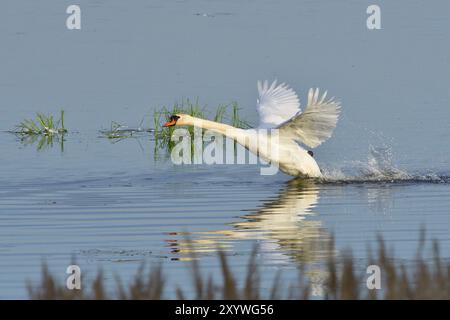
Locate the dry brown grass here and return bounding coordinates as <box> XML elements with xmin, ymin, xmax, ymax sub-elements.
<box><xmin>28</xmin><ymin>236</ymin><xmax>450</xmax><ymax>300</ymax></box>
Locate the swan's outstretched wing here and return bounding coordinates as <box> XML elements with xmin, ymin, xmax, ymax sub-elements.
<box><xmin>278</xmin><ymin>88</ymin><xmax>341</xmax><ymax>148</ymax></box>
<box><xmin>256</xmin><ymin>80</ymin><xmax>301</xmax><ymax>129</ymax></box>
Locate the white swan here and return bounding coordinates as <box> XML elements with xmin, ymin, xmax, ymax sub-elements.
<box><xmin>163</xmin><ymin>80</ymin><xmax>341</xmax><ymax>178</ymax></box>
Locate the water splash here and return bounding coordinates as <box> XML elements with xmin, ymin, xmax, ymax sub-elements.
<box><xmin>321</xmin><ymin>146</ymin><xmax>449</xmax><ymax>184</ymax></box>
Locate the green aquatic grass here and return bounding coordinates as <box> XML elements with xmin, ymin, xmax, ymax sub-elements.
<box><xmin>152</xmin><ymin>99</ymin><xmax>251</xmax><ymax>156</ymax></box>
<box><xmin>10</xmin><ymin>102</ymin><xmax>249</xmax><ymax>155</ymax></box>
<box><xmin>15</xmin><ymin>110</ymin><xmax>67</xmax><ymax>136</ymax></box>
<box><xmin>14</xmin><ymin>110</ymin><xmax>67</xmax><ymax>151</ymax></box>
<box><xmin>231</xmin><ymin>102</ymin><xmax>251</xmax><ymax>129</ymax></box>
<box><xmin>153</xmin><ymin>98</ymin><xmax>206</xmax><ymax>152</ymax></box>
<box><xmin>213</xmin><ymin>104</ymin><xmax>228</xmax><ymax>123</ymax></box>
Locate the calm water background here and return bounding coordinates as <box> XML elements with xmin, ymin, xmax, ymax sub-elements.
<box><xmin>1</xmin><ymin>0</ymin><xmax>449</xmax><ymax>298</ymax></box>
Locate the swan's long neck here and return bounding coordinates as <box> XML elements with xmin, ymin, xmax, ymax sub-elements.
<box><xmin>186</xmin><ymin>116</ymin><xmax>244</xmax><ymax>139</ymax></box>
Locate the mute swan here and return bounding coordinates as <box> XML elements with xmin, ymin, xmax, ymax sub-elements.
<box><xmin>163</xmin><ymin>80</ymin><xmax>341</xmax><ymax>178</ymax></box>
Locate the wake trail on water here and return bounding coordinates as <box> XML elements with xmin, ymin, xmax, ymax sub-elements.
<box><xmin>319</xmin><ymin>146</ymin><xmax>450</xmax><ymax>184</ymax></box>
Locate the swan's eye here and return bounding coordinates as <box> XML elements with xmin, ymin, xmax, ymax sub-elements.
<box><xmin>170</xmin><ymin>115</ymin><xmax>180</xmax><ymax>121</ymax></box>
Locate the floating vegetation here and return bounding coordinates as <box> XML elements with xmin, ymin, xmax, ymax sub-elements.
<box><xmin>13</xmin><ymin>110</ymin><xmax>67</xmax><ymax>151</ymax></box>
<box><xmin>99</xmin><ymin>119</ymin><xmax>153</xmax><ymax>143</ymax></box>
<box><xmin>152</xmin><ymin>98</ymin><xmax>251</xmax><ymax>156</ymax></box>
<box><xmin>28</xmin><ymin>234</ymin><xmax>450</xmax><ymax>299</ymax></box>
<box><xmin>15</xmin><ymin>110</ymin><xmax>67</xmax><ymax>136</ymax></box>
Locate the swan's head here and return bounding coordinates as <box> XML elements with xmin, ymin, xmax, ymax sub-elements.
<box><xmin>163</xmin><ymin>114</ymin><xmax>193</xmax><ymax>127</ymax></box>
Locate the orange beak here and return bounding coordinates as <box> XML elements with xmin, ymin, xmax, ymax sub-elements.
<box><xmin>163</xmin><ymin>119</ymin><xmax>177</xmax><ymax>127</ymax></box>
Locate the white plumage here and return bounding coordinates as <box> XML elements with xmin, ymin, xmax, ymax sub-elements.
<box><xmin>165</xmin><ymin>80</ymin><xmax>341</xmax><ymax>178</ymax></box>
<box><xmin>256</xmin><ymin>80</ymin><xmax>341</xmax><ymax>148</ymax></box>
<box><xmin>257</xmin><ymin>80</ymin><xmax>301</xmax><ymax>129</ymax></box>
<box><xmin>254</xmin><ymin>80</ymin><xmax>341</xmax><ymax>177</ymax></box>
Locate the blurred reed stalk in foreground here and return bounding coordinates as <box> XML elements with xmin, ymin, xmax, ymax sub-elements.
<box><xmin>28</xmin><ymin>235</ymin><xmax>450</xmax><ymax>300</ymax></box>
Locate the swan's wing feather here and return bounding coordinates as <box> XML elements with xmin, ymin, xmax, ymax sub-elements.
<box><xmin>278</xmin><ymin>88</ymin><xmax>341</xmax><ymax>148</ymax></box>
<box><xmin>256</xmin><ymin>80</ymin><xmax>301</xmax><ymax>128</ymax></box>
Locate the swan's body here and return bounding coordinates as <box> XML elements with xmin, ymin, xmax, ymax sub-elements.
<box><xmin>164</xmin><ymin>80</ymin><xmax>341</xmax><ymax>178</ymax></box>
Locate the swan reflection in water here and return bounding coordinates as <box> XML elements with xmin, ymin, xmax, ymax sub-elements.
<box><xmin>166</xmin><ymin>179</ymin><xmax>332</xmax><ymax>279</ymax></box>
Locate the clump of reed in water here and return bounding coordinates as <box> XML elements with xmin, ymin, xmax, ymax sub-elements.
<box><xmin>152</xmin><ymin>98</ymin><xmax>251</xmax><ymax>156</ymax></box>
<box><xmin>13</xmin><ymin>110</ymin><xmax>67</xmax><ymax>151</ymax></box>
<box><xmin>28</xmin><ymin>235</ymin><xmax>450</xmax><ymax>300</ymax></box>
<box><xmin>15</xmin><ymin>110</ymin><xmax>67</xmax><ymax>136</ymax></box>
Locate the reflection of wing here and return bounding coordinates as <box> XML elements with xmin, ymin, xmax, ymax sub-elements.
<box><xmin>232</xmin><ymin>180</ymin><xmax>318</xmax><ymax>234</ymax></box>
<box><xmin>256</xmin><ymin>80</ymin><xmax>301</xmax><ymax>129</ymax></box>
<box><xmin>167</xmin><ymin>179</ymin><xmax>330</xmax><ymax>265</ymax></box>
<box><xmin>278</xmin><ymin>88</ymin><xmax>341</xmax><ymax>148</ymax></box>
